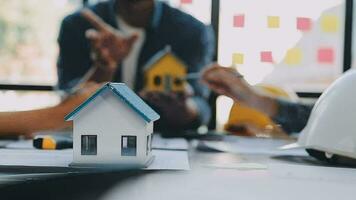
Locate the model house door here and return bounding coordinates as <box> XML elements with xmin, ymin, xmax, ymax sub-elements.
<box><xmin>164</xmin><ymin>75</ymin><xmax>172</xmax><ymax>93</ymax></box>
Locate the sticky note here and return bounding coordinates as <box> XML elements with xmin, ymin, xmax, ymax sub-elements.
<box><xmin>318</xmin><ymin>48</ymin><xmax>334</xmax><ymax>64</ymax></box>
<box><xmin>284</xmin><ymin>48</ymin><xmax>302</xmax><ymax>65</ymax></box>
<box><xmin>321</xmin><ymin>15</ymin><xmax>339</xmax><ymax>33</ymax></box>
<box><xmin>297</xmin><ymin>17</ymin><xmax>312</xmax><ymax>31</ymax></box>
<box><xmin>233</xmin><ymin>15</ymin><xmax>245</xmax><ymax>28</ymax></box>
<box><xmin>267</xmin><ymin>16</ymin><xmax>280</xmax><ymax>28</ymax></box>
<box><xmin>180</xmin><ymin>0</ymin><xmax>193</xmax><ymax>4</ymax></box>
<box><xmin>232</xmin><ymin>53</ymin><xmax>244</xmax><ymax>65</ymax></box>
<box><xmin>260</xmin><ymin>51</ymin><xmax>273</xmax><ymax>63</ymax></box>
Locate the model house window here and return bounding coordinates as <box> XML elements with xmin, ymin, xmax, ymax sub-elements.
<box><xmin>121</xmin><ymin>136</ymin><xmax>137</xmax><ymax>156</ymax></box>
<box><xmin>81</xmin><ymin>135</ymin><xmax>97</xmax><ymax>155</ymax></box>
<box><xmin>150</xmin><ymin>134</ymin><xmax>153</xmax><ymax>152</ymax></box>
<box><xmin>174</xmin><ymin>78</ymin><xmax>183</xmax><ymax>87</ymax></box>
<box><xmin>154</xmin><ymin>76</ymin><xmax>162</xmax><ymax>86</ymax></box>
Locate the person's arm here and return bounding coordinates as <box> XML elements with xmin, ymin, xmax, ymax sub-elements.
<box><xmin>240</xmin><ymin>94</ymin><xmax>314</xmax><ymax>133</ymax></box>
<box><xmin>272</xmin><ymin>99</ymin><xmax>313</xmax><ymax>134</ymax></box>
<box><xmin>202</xmin><ymin>64</ymin><xmax>313</xmax><ymax>134</ymax></box>
<box><xmin>81</xmin><ymin>9</ymin><xmax>138</xmax><ymax>83</ymax></box>
<box><xmin>0</xmin><ymin>83</ymin><xmax>100</xmax><ymax>136</ymax></box>
<box><xmin>58</xmin><ymin>9</ymin><xmax>138</xmax><ymax>90</ymax></box>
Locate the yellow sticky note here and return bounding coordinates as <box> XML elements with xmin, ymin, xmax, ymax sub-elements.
<box><xmin>267</xmin><ymin>16</ymin><xmax>280</xmax><ymax>28</ymax></box>
<box><xmin>232</xmin><ymin>53</ymin><xmax>244</xmax><ymax>65</ymax></box>
<box><xmin>321</xmin><ymin>15</ymin><xmax>339</xmax><ymax>33</ymax></box>
<box><xmin>284</xmin><ymin>48</ymin><xmax>302</xmax><ymax>65</ymax></box>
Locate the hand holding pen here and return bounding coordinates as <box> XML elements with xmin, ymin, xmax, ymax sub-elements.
<box><xmin>200</xmin><ymin>63</ymin><xmax>279</xmax><ymax>118</ymax></box>
<box><xmin>200</xmin><ymin>63</ymin><xmax>256</xmax><ymax>104</ymax></box>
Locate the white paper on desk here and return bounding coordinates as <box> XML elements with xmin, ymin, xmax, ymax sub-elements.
<box><xmin>147</xmin><ymin>150</ymin><xmax>190</xmax><ymax>170</ymax></box>
<box><xmin>152</xmin><ymin>135</ymin><xmax>188</xmax><ymax>151</ymax></box>
<box><xmin>0</xmin><ymin>148</ymin><xmax>72</xmax><ymax>167</ymax></box>
<box><xmin>5</xmin><ymin>140</ymin><xmax>33</xmax><ymax>149</ymax></box>
<box><xmin>199</xmin><ymin>136</ymin><xmax>308</xmax><ymax>156</ymax></box>
<box><xmin>0</xmin><ymin>141</ymin><xmax>190</xmax><ymax>170</ymax></box>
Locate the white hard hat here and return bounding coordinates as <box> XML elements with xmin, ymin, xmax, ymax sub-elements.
<box><xmin>284</xmin><ymin>69</ymin><xmax>356</xmax><ymax>166</ymax></box>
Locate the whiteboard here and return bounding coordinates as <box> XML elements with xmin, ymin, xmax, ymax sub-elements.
<box><xmin>218</xmin><ymin>0</ymin><xmax>347</xmax><ymax>92</ymax></box>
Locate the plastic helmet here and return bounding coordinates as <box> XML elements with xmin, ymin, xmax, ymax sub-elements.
<box><xmin>287</xmin><ymin>69</ymin><xmax>356</xmax><ymax>165</ymax></box>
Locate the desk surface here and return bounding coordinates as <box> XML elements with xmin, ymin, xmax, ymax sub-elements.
<box><xmin>0</xmin><ymin>139</ymin><xmax>355</xmax><ymax>200</ymax></box>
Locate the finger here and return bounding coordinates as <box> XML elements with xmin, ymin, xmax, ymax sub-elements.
<box><xmin>201</xmin><ymin>64</ymin><xmax>221</xmax><ymax>81</ymax></box>
<box><xmin>81</xmin><ymin>8</ymin><xmax>110</xmax><ymax>32</ymax></box>
<box><xmin>86</xmin><ymin>29</ymin><xmax>102</xmax><ymax>50</ymax></box>
<box><xmin>100</xmin><ymin>48</ymin><xmax>116</xmax><ymax>66</ymax></box>
<box><xmin>85</xmin><ymin>29</ymin><xmax>100</xmax><ymax>40</ymax></box>
<box><xmin>126</xmin><ymin>34</ymin><xmax>138</xmax><ymax>47</ymax></box>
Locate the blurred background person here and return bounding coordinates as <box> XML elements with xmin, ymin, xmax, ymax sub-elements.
<box><xmin>57</xmin><ymin>0</ymin><xmax>215</xmax><ymax>132</ymax></box>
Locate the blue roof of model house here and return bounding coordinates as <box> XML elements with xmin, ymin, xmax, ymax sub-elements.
<box><xmin>65</xmin><ymin>83</ymin><xmax>160</xmax><ymax>123</ymax></box>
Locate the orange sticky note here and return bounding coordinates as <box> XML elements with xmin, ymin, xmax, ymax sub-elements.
<box><xmin>261</xmin><ymin>51</ymin><xmax>273</xmax><ymax>63</ymax></box>
<box><xmin>297</xmin><ymin>17</ymin><xmax>312</xmax><ymax>31</ymax></box>
<box><xmin>232</xmin><ymin>53</ymin><xmax>244</xmax><ymax>65</ymax></box>
<box><xmin>284</xmin><ymin>48</ymin><xmax>302</xmax><ymax>65</ymax></box>
<box><xmin>318</xmin><ymin>48</ymin><xmax>334</xmax><ymax>64</ymax></box>
<box><xmin>233</xmin><ymin>15</ymin><xmax>245</xmax><ymax>28</ymax></box>
<box><xmin>180</xmin><ymin>0</ymin><xmax>193</xmax><ymax>4</ymax></box>
<box><xmin>267</xmin><ymin>16</ymin><xmax>280</xmax><ymax>28</ymax></box>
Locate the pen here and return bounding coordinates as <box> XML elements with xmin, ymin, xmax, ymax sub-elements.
<box><xmin>181</xmin><ymin>72</ymin><xmax>244</xmax><ymax>81</ymax></box>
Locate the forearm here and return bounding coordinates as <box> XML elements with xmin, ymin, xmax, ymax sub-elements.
<box><xmin>0</xmin><ymin>89</ymin><xmax>92</xmax><ymax>136</ymax></box>
<box><xmin>88</xmin><ymin>65</ymin><xmax>116</xmax><ymax>83</ymax></box>
<box><xmin>247</xmin><ymin>95</ymin><xmax>279</xmax><ymax>118</ymax></box>
<box><xmin>271</xmin><ymin>99</ymin><xmax>313</xmax><ymax>134</ymax></box>
<box><xmin>0</xmin><ymin>106</ymin><xmax>71</xmax><ymax>136</ymax></box>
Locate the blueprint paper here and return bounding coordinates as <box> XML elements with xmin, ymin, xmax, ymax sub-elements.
<box><xmin>198</xmin><ymin>136</ymin><xmax>308</xmax><ymax>156</ymax></box>
<box><xmin>152</xmin><ymin>135</ymin><xmax>189</xmax><ymax>151</ymax></box>
<box><xmin>0</xmin><ymin>141</ymin><xmax>190</xmax><ymax>170</ymax></box>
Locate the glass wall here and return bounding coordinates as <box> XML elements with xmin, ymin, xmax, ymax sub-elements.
<box><xmin>0</xmin><ymin>0</ymin><xmax>80</xmax><ymax>111</ymax></box>
<box><xmin>0</xmin><ymin>0</ymin><xmax>81</xmax><ymax>85</ymax></box>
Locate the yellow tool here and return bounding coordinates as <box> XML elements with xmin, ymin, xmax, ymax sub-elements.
<box><xmin>33</xmin><ymin>135</ymin><xmax>73</xmax><ymax>150</ymax></box>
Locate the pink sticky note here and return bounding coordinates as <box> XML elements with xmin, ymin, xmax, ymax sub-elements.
<box><xmin>233</xmin><ymin>15</ymin><xmax>245</xmax><ymax>28</ymax></box>
<box><xmin>318</xmin><ymin>48</ymin><xmax>334</xmax><ymax>64</ymax></box>
<box><xmin>181</xmin><ymin>0</ymin><xmax>193</xmax><ymax>4</ymax></box>
<box><xmin>297</xmin><ymin>17</ymin><xmax>312</xmax><ymax>31</ymax></box>
<box><xmin>261</xmin><ymin>51</ymin><xmax>273</xmax><ymax>63</ymax></box>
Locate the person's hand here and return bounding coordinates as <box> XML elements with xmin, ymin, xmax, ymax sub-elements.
<box><xmin>201</xmin><ymin>64</ymin><xmax>257</xmax><ymax>103</ymax></box>
<box><xmin>201</xmin><ymin>64</ymin><xmax>278</xmax><ymax>117</ymax></box>
<box><xmin>140</xmin><ymin>91</ymin><xmax>199</xmax><ymax>131</ymax></box>
<box><xmin>81</xmin><ymin>9</ymin><xmax>138</xmax><ymax>71</ymax></box>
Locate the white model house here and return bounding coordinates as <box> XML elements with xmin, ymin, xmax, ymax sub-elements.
<box><xmin>65</xmin><ymin>83</ymin><xmax>160</xmax><ymax>168</ymax></box>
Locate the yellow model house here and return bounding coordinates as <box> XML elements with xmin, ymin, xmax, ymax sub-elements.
<box><xmin>143</xmin><ymin>47</ymin><xmax>187</xmax><ymax>93</ymax></box>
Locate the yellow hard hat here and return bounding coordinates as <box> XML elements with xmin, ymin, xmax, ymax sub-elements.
<box><xmin>225</xmin><ymin>84</ymin><xmax>298</xmax><ymax>138</ymax></box>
